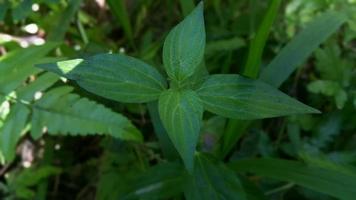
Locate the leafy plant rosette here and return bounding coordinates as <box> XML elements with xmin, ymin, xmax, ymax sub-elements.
<box><xmin>38</xmin><ymin>2</ymin><xmax>319</xmax><ymax>171</ymax></box>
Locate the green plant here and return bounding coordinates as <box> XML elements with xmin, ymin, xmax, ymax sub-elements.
<box><xmin>38</xmin><ymin>2</ymin><xmax>318</xmax><ymax>172</ymax></box>
<box><xmin>1</xmin><ymin>1</ymin><xmax>356</xmax><ymax>199</ymax></box>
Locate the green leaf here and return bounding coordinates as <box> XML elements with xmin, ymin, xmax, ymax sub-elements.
<box><xmin>47</xmin><ymin>0</ymin><xmax>82</xmax><ymax>41</ymax></box>
<box><xmin>122</xmin><ymin>162</ymin><xmax>187</xmax><ymax>199</ymax></box>
<box><xmin>37</xmin><ymin>53</ymin><xmax>167</xmax><ymax>103</ymax></box>
<box><xmin>260</xmin><ymin>11</ymin><xmax>347</xmax><ymax>87</ymax></box>
<box><xmin>0</xmin><ymin>104</ymin><xmax>30</xmax><ymax>162</ymax></box>
<box><xmin>158</xmin><ymin>89</ymin><xmax>203</xmax><ymax>171</ymax></box>
<box><xmin>11</xmin><ymin>0</ymin><xmax>32</xmax><ymax>21</ymax></box>
<box><xmin>0</xmin><ymin>43</ymin><xmax>58</xmax><ymax>96</ymax></box>
<box><xmin>307</xmin><ymin>80</ymin><xmax>347</xmax><ymax>109</ymax></box>
<box><xmin>0</xmin><ymin>2</ymin><xmax>9</xmax><ymax>21</ymax></box>
<box><xmin>31</xmin><ymin>86</ymin><xmax>141</xmax><ymax>141</ymax></box>
<box><xmin>205</xmin><ymin>37</ymin><xmax>245</xmax><ymax>56</ymax></box>
<box><xmin>197</xmin><ymin>74</ymin><xmax>319</xmax><ymax>119</ymax></box>
<box><xmin>163</xmin><ymin>1</ymin><xmax>205</xmax><ymax>82</ymax></box>
<box><xmin>243</xmin><ymin>0</ymin><xmax>282</xmax><ymax>78</ymax></box>
<box><xmin>229</xmin><ymin>158</ymin><xmax>356</xmax><ymax>200</ymax></box>
<box><xmin>185</xmin><ymin>154</ymin><xmax>246</xmax><ymax>200</ymax></box>
<box><xmin>17</xmin><ymin>72</ymin><xmax>59</xmax><ymax>102</ymax></box>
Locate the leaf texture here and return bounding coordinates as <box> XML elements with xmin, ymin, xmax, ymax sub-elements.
<box><xmin>229</xmin><ymin>158</ymin><xmax>356</xmax><ymax>200</ymax></box>
<box><xmin>163</xmin><ymin>1</ymin><xmax>205</xmax><ymax>82</ymax></box>
<box><xmin>197</xmin><ymin>74</ymin><xmax>319</xmax><ymax>119</ymax></box>
<box><xmin>31</xmin><ymin>86</ymin><xmax>142</xmax><ymax>141</ymax></box>
<box><xmin>158</xmin><ymin>89</ymin><xmax>203</xmax><ymax>171</ymax></box>
<box><xmin>0</xmin><ymin>43</ymin><xmax>58</xmax><ymax>96</ymax></box>
<box><xmin>37</xmin><ymin>53</ymin><xmax>167</xmax><ymax>103</ymax></box>
<box><xmin>185</xmin><ymin>154</ymin><xmax>246</xmax><ymax>200</ymax></box>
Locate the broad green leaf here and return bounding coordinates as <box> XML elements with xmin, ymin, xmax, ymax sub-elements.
<box><xmin>243</xmin><ymin>0</ymin><xmax>282</xmax><ymax>78</ymax></box>
<box><xmin>0</xmin><ymin>104</ymin><xmax>30</xmax><ymax>162</ymax></box>
<box><xmin>158</xmin><ymin>89</ymin><xmax>203</xmax><ymax>171</ymax></box>
<box><xmin>122</xmin><ymin>162</ymin><xmax>187</xmax><ymax>199</ymax></box>
<box><xmin>185</xmin><ymin>154</ymin><xmax>246</xmax><ymax>200</ymax></box>
<box><xmin>221</xmin><ymin>0</ymin><xmax>282</xmax><ymax>156</ymax></box>
<box><xmin>163</xmin><ymin>2</ymin><xmax>205</xmax><ymax>82</ymax></box>
<box><xmin>260</xmin><ymin>11</ymin><xmax>347</xmax><ymax>87</ymax></box>
<box><xmin>197</xmin><ymin>74</ymin><xmax>319</xmax><ymax>119</ymax></box>
<box><xmin>37</xmin><ymin>53</ymin><xmax>167</xmax><ymax>103</ymax></box>
<box><xmin>229</xmin><ymin>158</ymin><xmax>356</xmax><ymax>200</ymax></box>
<box><xmin>31</xmin><ymin>86</ymin><xmax>141</xmax><ymax>141</ymax></box>
<box><xmin>0</xmin><ymin>43</ymin><xmax>58</xmax><ymax>96</ymax></box>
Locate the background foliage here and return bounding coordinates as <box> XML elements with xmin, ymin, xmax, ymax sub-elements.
<box><xmin>0</xmin><ymin>0</ymin><xmax>355</xmax><ymax>199</ymax></box>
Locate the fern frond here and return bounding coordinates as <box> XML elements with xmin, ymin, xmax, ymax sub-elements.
<box><xmin>31</xmin><ymin>86</ymin><xmax>142</xmax><ymax>141</ymax></box>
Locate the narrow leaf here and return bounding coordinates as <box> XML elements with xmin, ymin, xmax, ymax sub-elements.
<box><xmin>47</xmin><ymin>0</ymin><xmax>82</xmax><ymax>41</ymax></box>
<box><xmin>163</xmin><ymin>2</ymin><xmax>205</xmax><ymax>82</ymax></box>
<box><xmin>122</xmin><ymin>162</ymin><xmax>187</xmax><ymax>200</ymax></box>
<box><xmin>260</xmin><ymin>11</ymin><xmax>347</xmax><ymax>87</ymax></box>
<box><xmin>243</xmin><ymin>0</ymin><xmax>282</xmax><ymax>78</ymax></box>
<box><xmin>107</xmin><ymin>0</ymin><xmax>133</xmax><ymax>44</ymax></box>
<box><xmin>158</xmin><ymin>89</ymin><xmax>203</xmax><ymax>171</ymax></box>
<box><xmin>185</xmin><ymin>154</ymin><xmax>246</xmax><ymax>200</ymax></box>
<box><xmin>229</xmin><ymin>158</ymin><xmax>356</xmax><ymax>200</ymax></box>
<box><xmin>31</xmin><ymin>86</ymin><xmax>141</xmax><ymax>141</ymax></box>
<box><xmin>0</xmin><ymin>104</ymin><xmax>30</xmax><ymax>162</ymax></box>
<box><xmin>197</xmin><ymin>74</ymin><xmax>319</xmax><ymax>119</ymax></box>
<box><xmin>37</xmin><ymin>53</ymin><xmax>167</xmax><ymax>103</ymax></box>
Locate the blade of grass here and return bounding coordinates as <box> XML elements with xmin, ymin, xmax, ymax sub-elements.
<box><xmin>260</xmin><ymin>11</ymin><xmax>347</xmax><ymax>87</ymax></box>
<box><xmin>107</xmin><ymin>0</ymin><xmax>134</xmax><ymax>46</ymax></box>
<box><xmin>220</xmin><ymin>0</ymin><xmax>281</xmax><ymax>158</ymax></box>
<box><xmin>243</xmin><ymin>0</ymin><xmax>282</xmax><ymax>78</ymax></box>
<box><xmin>229</xmin><ymin>158</ymin><xmax>356</xmax><ymax>200</ymax></box>
<box><xmin>47</xmin><ymin>0</ymin><xmax>82</xmax><ymax>42</ymax></box>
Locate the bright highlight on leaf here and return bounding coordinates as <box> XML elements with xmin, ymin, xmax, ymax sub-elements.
<box><xmin>163</xmin><ymin>1</ymin><xmax>205</xmax><ymax>82</ymax></box>
<box><xmin>158</xmin><ymin>89</ymin><xmax>203</xmax><ymax>172</ymax></box>
<box><xmin>197</xmin><ymin>74</ymin><xmax>320</xmax><ymax>119</ymax></box>
<box><xmin>37</xmin><ymin>53</ymin><xmax>167</xmax><ymax>103</ymax></box>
